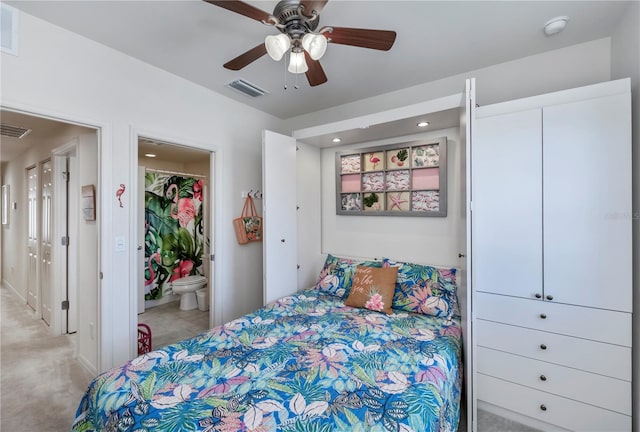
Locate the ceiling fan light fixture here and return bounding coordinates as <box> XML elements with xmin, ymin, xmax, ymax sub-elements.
<box><xmin>302</xmin><ymin>33</ymin><xmax>327</xmax><ymax>60</ymax></box>
<box><xmin>265</xmin><ymin>34</ymin><xmax>291</xmax><ymax>61</ymax></box>
<box><xmin>288</xmin><ymin>50</ymin><xmax>308</xmax><ymax>74</ymax></box>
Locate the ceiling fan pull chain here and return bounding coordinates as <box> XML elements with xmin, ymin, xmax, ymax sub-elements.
<box><xmin>283</xmin><ymin>51</ymin><xmax>289</xmax><ymax>90</ymax></box>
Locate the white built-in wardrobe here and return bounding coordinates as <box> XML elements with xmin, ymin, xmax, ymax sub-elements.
<box><xmin>262</xmin><ymin>78</ymin><xmax>632</xmax><ymax>432</ymax></box>
<box><xmin>472</xmin><ymin>79</ymin><xmax>632</xmax><ymax>431</ymax></box>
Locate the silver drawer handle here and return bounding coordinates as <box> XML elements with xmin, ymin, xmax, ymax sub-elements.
<box><xmin>540</xmin><ymin>404</ymin><xmax>547</xmax><ymax>411</ymax></box>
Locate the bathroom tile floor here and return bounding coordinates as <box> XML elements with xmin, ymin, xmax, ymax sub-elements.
<box><xmin>137</xmin><ymin>300</ymin><xmax>210</xmax><ymax>350</ymax></box>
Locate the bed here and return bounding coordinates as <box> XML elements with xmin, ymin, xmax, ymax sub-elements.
<box><xmin>72</xmin><ymin>255</ymin><xmax>462</xmax><ymax>432</ymax></box>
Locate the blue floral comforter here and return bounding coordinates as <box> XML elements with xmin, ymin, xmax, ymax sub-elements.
<box><xmin>72</xmin><ymin>290</ymin><xmax>462</xmax><ymax>432</ymax></box>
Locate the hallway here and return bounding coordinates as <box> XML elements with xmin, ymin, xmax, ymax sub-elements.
<box><xmin>0</xmin><ymin>284</ymin><xmax>94</xmax><ymax>431</ymax></box>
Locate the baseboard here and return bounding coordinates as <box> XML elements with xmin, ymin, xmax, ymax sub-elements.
<box><xmin>77</xmin><ymin>352</ymin><xmax>98</xmax><ymax>378</ymax></box>
<box><xmin>2</xmin><ymin>279</ymin><xmax>26</xmax><ymax>303</ymax></box>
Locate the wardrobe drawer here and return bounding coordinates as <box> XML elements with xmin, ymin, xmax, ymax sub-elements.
<box><xmin>477</xmin><ymin>374</ymin><xmax>631</xmax><ymax>431</ymax></box>
<box><xmin>476</xmin><ymin>292</ymin><xmax>631</xmax><ymax>346</ymax></box>
<box><xmin>477</xmin><ymin>347</ymin><xmax>631</xmax><ymax>415</ymax></box>
<box><xmin>476</xmin><ymin>320</ymin><xmax>631</xmax><ymax>381</ymax></box>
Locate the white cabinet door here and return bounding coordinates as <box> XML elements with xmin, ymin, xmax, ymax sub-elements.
<box><xmin>473</xmin><ymin>108</ymin><xmax>543</xmax><ymax>299</ymax></box>
<box><xmin>262</xmin><ymin>130</ymin><xmax>298</xmax><ymax>305</ymax></box>
<box><xmin>543</xmin><ymin>94</ymin><xmax>632</xmax><ymax>312</ymax></box>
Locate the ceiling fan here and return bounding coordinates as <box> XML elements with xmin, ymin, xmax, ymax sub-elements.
<box><xmin>204</xmin><ymin>0</ymin><xmax>397</xmax><ymax>87</ymax></box>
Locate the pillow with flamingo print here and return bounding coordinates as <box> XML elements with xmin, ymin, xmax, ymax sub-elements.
<box><xmin>312</xmin><ymin>254</ymin><xmax>383</xmax><ymax>298</ymax></box>
<box><xmin>383</xmin><ymin>258</ymin><xmax>459</xmax><ymax>318</ymax></box>
<box><xmin>344</xmin><ymin>266</ymin><xmax>398</xmax><ymax>314</ymax></box>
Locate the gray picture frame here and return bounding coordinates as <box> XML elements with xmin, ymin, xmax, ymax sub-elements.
<box><xmin>335</xmin><ymin>137</ymin><xmax>448</xmax><ymax>217</ymax></box>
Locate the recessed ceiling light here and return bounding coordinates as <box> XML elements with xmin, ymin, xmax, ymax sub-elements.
<box><xmin>544</xmin><ymin>16</ymin><xmax>569</xmax><ymax>36</ymax></box>
<box><xmin>145</xmin><ymin>153</ymin><xmax>157</xmax><ymax>158</ymax></box>
<box><xmin>332</xmin><ymin>137</ymin><xmax>342</xmax><ymax>143</ymax></box>
<box><xmin>417</xmin><ymin>121</ymin><xmax>430</xmax><ymax>128</ymax></box>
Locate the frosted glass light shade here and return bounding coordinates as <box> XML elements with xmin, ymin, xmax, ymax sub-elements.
<box><xmin>288</xmin><ymin>51</ymin><xmax>308</xmax><ymax>74</ymax></box>
<box><xmin>302</xmin><ymin>33</ymin><xmax>327</xmax><ymax>60</ymax></box>
<box><xmin>265</xmin><ymin>34</ymin><xmax>290</xmax><ymax>61</ymax></box>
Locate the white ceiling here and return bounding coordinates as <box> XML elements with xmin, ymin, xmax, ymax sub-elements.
<box><xmin>6</xmin><ymin>1</ymin><xmax>632</xmax><ymax>120</ymax></box>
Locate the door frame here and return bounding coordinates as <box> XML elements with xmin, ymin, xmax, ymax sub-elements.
<box><xmin>129</xmin><ymin>127</ymin><xmax>220</xmax><ymax>358</ymax></box>
<box><xmin>1</xmin><ymin>102</ymin><xmax>106</xmax><ymax>371</ymax></box>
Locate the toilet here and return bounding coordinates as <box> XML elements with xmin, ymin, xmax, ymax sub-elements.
<box><xmin>170</xmin><ymin>275</ymin><xmax>207</xmax><ymax>310</ymax></box>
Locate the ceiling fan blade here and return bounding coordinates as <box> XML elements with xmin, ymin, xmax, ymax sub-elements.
<box><xmin>300</xmin><ymin>0</ymin><xmax>328</xmax><ymax>17</ymax></box>
<box><xmin>304</xmin><ymin>51</ymin><xmax>328</xmax><ymax>86</ymax></box>
<box><xmin>223</xmin><ymin>43</ymin><xmax>267</xmax><ymax>70</ymax></box>
<box><xmin>204</xmin><ymin>0</ymin><xmax>272</xmax><ymax>23</ymax></box>
<box><xmin>326</xmin><ymin>27</ymin><xmax>396</xmax><ymax>51</ymax></box>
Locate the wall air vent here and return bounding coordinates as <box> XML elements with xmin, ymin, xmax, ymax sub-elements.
<box><xmin>227</xmin><ymin>79</ymin><xmax>269</xmax><ymax>98</ymax></box>
<box><xmin>0</xmin><ymin>124</ymin><xmax>31</xmax><ymax>139</ymax></box>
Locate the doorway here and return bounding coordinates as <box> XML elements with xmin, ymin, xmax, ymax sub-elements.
<box><xmin>135</xmin><ymin>136</ymin><xmax>213</xmax><ymax>350</ymax></box>
<box><xmin>0</xmin><ymin>108</ymin><xmax>101</xmax><ymax>373</ymax></box>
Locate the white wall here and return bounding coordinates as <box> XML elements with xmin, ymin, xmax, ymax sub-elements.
<box><xmin>1</xmin><ymin>10</ymin><xmax>285</xmax><ymax>369</ymax></box>
<box><xmin>284</xmin><ymin>38</ymin><xmax>612</xmax><ymax>132</ymax></box>
<box><xmin>320</xmin><ymin>127</ymin><xmax>462</xmax><ymax>268</ymax></box>
<box><xmin>610</xmin><ymin>2</ymin><xmax>640</xmax><ymax>430</ymax></box>
<box><xmin>76</xmin><ymin>133</ymin><xmax>99</xmax><ymax>372</ymax></box>
<box><xmin>0</xmin><ymin>124</ymin><xmax>92</xmax><ymax>299</ymax></box>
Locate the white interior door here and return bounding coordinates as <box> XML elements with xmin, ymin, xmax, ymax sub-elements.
<box><xmin>40</xmin><ymin>160</ymin><xmax>53</xmax><ymax>325</ymax></box>
<box><xmin>460</xmin><ymin>78</ymin><xmax>476</xmax><ymax>432</ymax></box>
<box><xmin>543</xmin><ymin>94</ymin><xmax>632</xmax><ymax>311</ymax></box>
<box><xmin>473</xmin><ymin>108</ymin><xmax>543</xmax><ymax>299</ymax></box>
<box><xmin>262</xmin><ymin>130</ymin><xmax>297</xmax><ymax>305</ymax></box>
<box><xmin>27</xmin><ymin>166</ymin><xmax>38</xmax><ymax>311</ymax></box>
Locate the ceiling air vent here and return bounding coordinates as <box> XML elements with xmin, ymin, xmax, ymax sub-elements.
<box><xmin>0</xmin><ymin>124</ymin><xmax>31</xmax><ymax>139</ymax></box>
<box><xmin>227</xmin><ymin>79</ymin><xmax>269</xmax><ymax>98</ymax></box>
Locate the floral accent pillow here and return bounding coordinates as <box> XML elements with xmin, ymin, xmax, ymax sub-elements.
<box><xmin>344</xmin><ymin>266</ymin><xmax>398</xmax><ymax>314</ymax></box>
<box><xmin>313</xmin><ymin>254</ymin><xmax>383</xmax><ymax>298</ymax></box>
<box><xmin>383</xmin><ymin>258</ymin><xmax>459</xmax><ymax>317</ymax></box>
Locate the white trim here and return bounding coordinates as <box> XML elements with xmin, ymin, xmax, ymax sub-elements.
<box><xmin>2</xmin><ymin>279</ymin><xmax>25</xmax><ymax>302</ymax></box>
<box><xmin>0</xmin><ymin>100</ymin><xmax>108</xmax><ymax>372</ymax></box>
<box><xmin>129</xmin><ymin>126</ymin><xmax>221</xmax><ymax>357</ymax></box>
<box><xmin>477</xmin><ymin>78</ymin><xmax>631</xmax><ymax>118</ymax></box>
<box><xmin>77</xmin><ymin>352</ymin><xmax>98</xmax><ymax>378</ymax></box>
<box><xmin>293</xmin><ymin>93</ymin><xmax>462</xmax><ymax>140</ymax></box>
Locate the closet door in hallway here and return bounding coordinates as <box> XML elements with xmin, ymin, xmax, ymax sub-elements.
<box><xmin>40</xmin><ymin>160</ymin><xmax>53</xmax><ymax>325</ymax></box>
<box><xmin>27</xmin><ymin>166</ymin><xmax>38</xmax><ymax>311</ymax></box>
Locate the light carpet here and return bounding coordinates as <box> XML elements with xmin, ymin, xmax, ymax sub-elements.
<box><xmin>1</xmin><ymin>284</ymin><xmax>95</xmax><ymax>431</ymax></box>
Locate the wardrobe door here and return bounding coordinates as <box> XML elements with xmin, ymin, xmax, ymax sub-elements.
<box><xmin>473</xmin><ymin>109</ymin><xmax>543</xmax><ymax>299</ymax></box>
<box><xmin>262</xmin><ymin>130</ymin><xmax>298</xmax><ymax>305</ymax></box>
<box><xmin>543</xmin><ymin>94</ymin><xmax>632</xmax><ymax>311</ymax></box>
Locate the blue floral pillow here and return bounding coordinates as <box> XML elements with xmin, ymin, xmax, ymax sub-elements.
<box><xmin>313</xmin><ymin>254</ymin><xmax>383</xmax><ymax>298</ymax></box>
<box><xmin>383</xmin><ymin>258</ymin><xmax>459</xmax><ymax>318</ymax></box>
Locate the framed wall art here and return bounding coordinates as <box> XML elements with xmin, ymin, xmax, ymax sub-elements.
<box><xmin>335</xmin><ymin>137</ymin><xmax>447</xmax><ymax>217</ymax></box>
<box><xmin>82</xmin><ymin>184</ymin><xmax>96</xmax><ymax>221</ymax></box>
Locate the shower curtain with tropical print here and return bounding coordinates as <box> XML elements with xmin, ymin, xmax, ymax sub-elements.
<box><xmin>144</xmin><ymin>172</ymin><xmax>205</xmax><ymax>301</ymax></box>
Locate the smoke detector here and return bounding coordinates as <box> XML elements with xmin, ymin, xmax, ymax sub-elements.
<box><xmin>544</xmin><ymin>16</ymin><xmax>569</xmax><ymax>36</ymax></box>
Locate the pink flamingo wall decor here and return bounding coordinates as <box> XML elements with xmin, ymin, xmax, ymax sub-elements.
<box><xmin>116</xmin><ymin>184</ymin><xmax>126</xmax><ymax>208</ymax></box>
